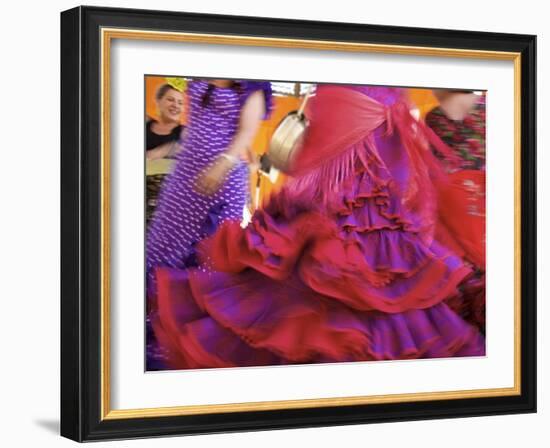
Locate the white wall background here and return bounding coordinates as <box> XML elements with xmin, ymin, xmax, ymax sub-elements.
<box><xmin>0</xmin><ymin>0</ymin><xmax>546</xmax><ymax>446</ymax></box>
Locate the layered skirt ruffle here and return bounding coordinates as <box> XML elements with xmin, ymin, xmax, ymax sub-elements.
<box><xmin>151</xmin><ymin>146</ymin><xmax>485</xmax><ymax>369</ymax></box>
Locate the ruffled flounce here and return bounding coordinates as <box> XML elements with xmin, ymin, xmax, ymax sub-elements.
<box><xmin>199</xmin><ymin>167</ymin><xmax>471</xmax><ymax>314</ymax></box>
<box><xmin>153</xmin><ymin>267</ymin><xmax>484</xmax><ymax>369</ymax></box>
<box><xmin>151</xmin><ymin>162</ymin><xmax>483</xmax><ymax>369</ymax></box>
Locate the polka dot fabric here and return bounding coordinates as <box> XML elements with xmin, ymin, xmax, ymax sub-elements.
<box><xmin>146</xmin><ymin>80</ymin><xmax>272</xmax><ymax>294</ymax></box>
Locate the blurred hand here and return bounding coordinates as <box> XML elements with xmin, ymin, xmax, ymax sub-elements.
<box><xmin>194</xmin><ymin>156</ymin><xmax>234</xmax><ymax>196</ymax></box>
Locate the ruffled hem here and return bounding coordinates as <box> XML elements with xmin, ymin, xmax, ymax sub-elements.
<box><xmin>153</xmin><ymin>267</ymin><xmax>484</xmax><ymax>369</ymax></box>
<box><xmin>333</xmin><ymin>168</ymin><xmax>423</xmax><ymax>234</ymax></box>
<box><xmin>198</xmin><ymin>167</ymin><xmax>472</xmax><ymax>313</ymax></box>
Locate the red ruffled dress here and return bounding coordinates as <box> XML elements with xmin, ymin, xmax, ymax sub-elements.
<box><xmin>150</xmin><ymin>85</ymin><xmax>485</xmax><ymax>370</ymax></box>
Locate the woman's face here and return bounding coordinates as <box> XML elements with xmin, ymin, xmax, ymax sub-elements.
<box><xmin>157</xmin><ymin>88</ymin><xmax>184</xmax><ymax>123</ymax></box>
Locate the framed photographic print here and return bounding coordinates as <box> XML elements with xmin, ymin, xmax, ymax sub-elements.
<box><xmin>60</xmin><ymin>5</ymin><xmax>536</xmax><ymax>442</ymax></box>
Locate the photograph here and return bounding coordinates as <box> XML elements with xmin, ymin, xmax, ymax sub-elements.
<box><xmin>144</xmin><ymin>76</ymin><xmax>487</xmax><ymax>371</ymax></box>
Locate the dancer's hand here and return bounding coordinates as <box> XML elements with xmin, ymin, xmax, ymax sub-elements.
<box><xmin>195</xmin><ymin>156</ymin><xmax>234</xmax><ymax>196</ymax></box>
<box><xmin>243</xmin><ymin>146</ymin><xmax>260</xmax><ymax>172</ymax></box>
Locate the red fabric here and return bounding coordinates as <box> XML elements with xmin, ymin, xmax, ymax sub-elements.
<box><xmin>292</xmin><ymin>85</ymin><xmax>460</xmax><ymax>177</ymax></box>
<box><xmin>290</xmin><ymin>85</ymin><xmax>389</xmax><ymax>175</ymax></box>
<box><xmin>437</xmin><ymin>170</ymin><xmax>486</xmax><ymax>269</ymax></box>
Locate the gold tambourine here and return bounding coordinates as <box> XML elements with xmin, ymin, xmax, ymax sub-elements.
<box><xmin>267</xmin><ymin>87</ymin><xmax>313</xmax><ymax>173</ymax></box>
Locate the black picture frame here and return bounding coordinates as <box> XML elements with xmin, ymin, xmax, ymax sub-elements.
<box><xmin>61</xmin><ymin>5</ymin><xmax>536</xmax><ymax>442</ymax></box>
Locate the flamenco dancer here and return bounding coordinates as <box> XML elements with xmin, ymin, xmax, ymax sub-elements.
<box><xmin>151</xmin><ymin>84</ymin><xmax>486</xmax><ymax>370</ymax></box>
<box><xmin>426</xmin><ymin>90</ymin><xmax>486</xmax><ymax>332</ymax></box>
<box><xmin>145</xmin><ymin>79</ymin><xmax>272</xmax><ymax>368</ymax></box>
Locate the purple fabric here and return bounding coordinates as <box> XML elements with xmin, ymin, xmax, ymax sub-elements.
<box><xmin>348</xmin><ymin>84</ymin><xmax>405</xmax><ymax>106</ymax></box>
<box><xmin>238</xmin><ymin>80</ymin><xmax>274</xmax><ymax>119</ymax></box>
<box><xmin>152</xmin><ymin>267</ymin><xmax>484</xmax><ymax>367</ymax></box>
<box><xmin>146</xmin><ymin>80</ymin><xmax>273</xmax><ymax>293</ymax></box>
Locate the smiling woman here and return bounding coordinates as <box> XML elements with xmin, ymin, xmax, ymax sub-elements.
<box><xmin>146</xmin><ymin>83</ymin><xmax>185</xmax><ymax>158</ymax></box>
<box><xmin>144</xmin><ymin>80</ymin><xmax>186</xmax><ymax>224</ymax></box>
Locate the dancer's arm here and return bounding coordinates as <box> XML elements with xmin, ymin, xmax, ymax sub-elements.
<box><xmin>225</xmin><ymin>90</ymin><xmax>266</xmax><ymax>159</ymax></box>
<box><xmin>195</xmin><ymin>90</ymin><xmax>265</xmax><ymax>196</ymax></box>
